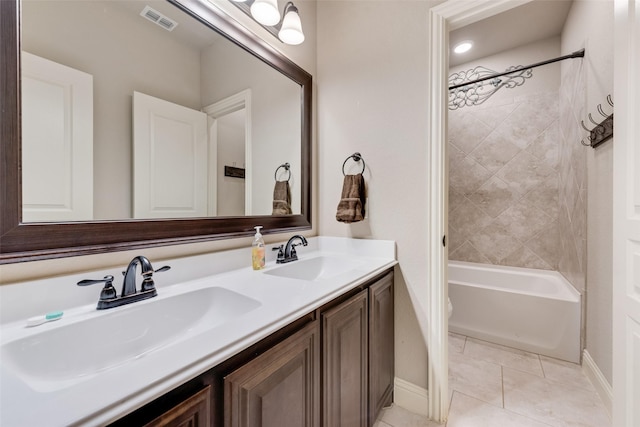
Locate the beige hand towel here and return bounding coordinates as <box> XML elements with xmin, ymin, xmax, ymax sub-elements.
<box><xmin>272</xmin><ymin>181</ymin><xmax>292</xmax><ymax>215</ymax></box>
<box><xmin>336</xmin><ymin>173</ymin><xmax>366</xmax><ymax>223</ymax></box>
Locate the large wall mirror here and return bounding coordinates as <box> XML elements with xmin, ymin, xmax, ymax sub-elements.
<box><xmin>0</xmin><ymin>0</ymin><xmax>312</xmax><ymax>263</ymax></box>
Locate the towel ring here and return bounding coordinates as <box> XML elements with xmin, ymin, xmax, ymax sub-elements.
<box><xmin>274</xmin><ymin>163</ymin><xmax>291</xmax><ymax>182</ymax></box>
<box><xmin>342</xmin><ymin>152</ymin><xmax>366</xmax><ymax>176</ymax></box>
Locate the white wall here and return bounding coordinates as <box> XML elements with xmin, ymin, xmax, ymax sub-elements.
<box><xmin>561</xmin><ymin>0</ymin><xmax>614</xmax><ymax>385</ymax></box>
<box><xmin>317</xmin><ymin>0</ymin><xmax>436</xmax><ymax>390</ymax></box>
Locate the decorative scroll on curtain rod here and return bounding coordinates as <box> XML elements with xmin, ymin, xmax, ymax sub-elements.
<box><xmin>448</xmin><ymin>49</ymin><xmax>585</xmax><ymax>110</ymax></box>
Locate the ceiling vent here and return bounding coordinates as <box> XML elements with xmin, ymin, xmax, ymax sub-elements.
<box><xmin>140</xmin><ymin>6</ymin><xmax>178</xmax><ymax>32</ymax></box>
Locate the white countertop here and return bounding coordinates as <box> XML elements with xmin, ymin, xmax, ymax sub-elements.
<box><xmin>0</xmin><ymin>237</ymin><xmax>396</xmax><ymax>426</ymax></box>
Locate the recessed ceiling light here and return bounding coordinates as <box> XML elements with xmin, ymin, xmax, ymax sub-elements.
<box><xmin>454</xmin><ymin>41</ymin><xmax>473</xmax><ymax>54</ymax></box>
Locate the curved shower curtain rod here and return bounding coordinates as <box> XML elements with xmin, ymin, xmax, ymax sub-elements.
<box><xmin>448</xmin><ymin>49</ymin><xmax>585</xmax><ymax>91</ymax></box>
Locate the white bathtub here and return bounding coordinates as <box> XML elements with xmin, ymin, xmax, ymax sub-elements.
<box><xmin>448</xmin><ymin>260</ymin><xmax>581</xmax><ymax>363</ymax></box>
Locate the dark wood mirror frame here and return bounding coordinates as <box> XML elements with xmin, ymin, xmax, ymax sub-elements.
<box><xmin>0</xmin><ymin>0</ymin><xmax>312</xmax><ymax>264</ymax></box>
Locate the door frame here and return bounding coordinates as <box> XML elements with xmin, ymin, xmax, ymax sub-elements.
<box><xmin>203</xmin><ymin>89</ymin><xmax>253</xmax><ymax>216</ymax></box>
<box><xmin>426</xmin><ymin>0</ymin><xmax>533</xmax><ymax>421</ymax></box>
<box><xmin>612</xmin><ymin>0</ymin><xmax>640</xmax><ymax>425</ymax></box>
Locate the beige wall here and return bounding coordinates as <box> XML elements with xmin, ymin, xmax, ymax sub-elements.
<box><xmin>561</xmin><ymin>0</ymin><xmax>614</xmax><ymax>385</ymax></box>
<box><xmin>448</xmin><ymin>38</ymin><xmax>562</xmax><ymax>270</ymax></box>
<box><xmin>317</xmin><ymin>0</ymin><xmax>436</xmax><ymax>389</ymax></box>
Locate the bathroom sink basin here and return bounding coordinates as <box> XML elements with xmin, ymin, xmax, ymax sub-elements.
<box><xmin>1</xmin><ymin>287</ymin><xmax>260</xmax><ymax>392</ymax></box>
<box><xmin>264</xmin><ymin>256</ymin><xmax>363</xmax><ymax>281</ymax></box>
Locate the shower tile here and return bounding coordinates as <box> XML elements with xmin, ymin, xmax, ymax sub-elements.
<box><xmin>470</xmin><ymin>102</ymin><xmax>518</xmax><ymax>130</ymax></box>
<box><xmin>562</xmin><ymin>169</ymin><xmax>579</xmax><ymax>220</ymax></box>
<box><xmin>467</xmin><ymin>176</ymin><xmax>522</xmax><ymax>218</ymax></box>
<box><xmin>523</xmin><ymin>176</ymin><xmax>559</xmax><ymax>219</ymax></box>
<box><xmin>449</xmin><ymin>156</ymin><xmax>493</xmax><ymax>196</ymax></box>
<box><xmin>492</xmin><ymin>198</ymin><xmax>554</xmax><ymax>243</ymax></box>
<box><xmin>449</xmin><ymin>142</ymin><xmax>467</xmax><ymax>165</ymax></box>
<box><xmin>540</xmin><ymin>356</ymin><xmax>593</xmax><ymax>390</ymax></box>
<box><xmin>495</xmin><ymin>101</ymin><xmax>555</xmax><ymax>150</ymax></box>
<box><xmin>447</xmin><ymin>392</ymin><xmax>551</xmax><ymax>427</ymax></box>
<box><xmin>449</xmin><ymin>241</ymin><xmax>491</xmax><ymax>265</ymax></box>
<box><xmin>503</xmin><ymin>368</ymin><xmax>611</xmax><ymax>427</ymax></box>
<box><xmin>464</xmin><ymin>339</ymin><xmax>543</xmax><ymax>377</ymax></box>
<box><xmin>449</xmin><ymin>198</ymin><xmax>493</xmax><ymax>237</ymax></box>
<box><xmin>526</xmin><ymin>120</ymin><xmax>560</xmax><ymax>170</ymax></box>
<box><xmin>469</xmin><ymin>222</ymin><xmax>522</xmax><ymax>264</ymax></box>
<box><xmin>497</xmin><ymin>151</ymin><xmax>557</xmax><ymax>196</ymax></box>
<box><xmin>447</xmin><ymin>226</ymin><xmax>466</xmax><ymax>253</ymax></box>
<box><xmin>499</xmin><ymin>246</ymin><xmax>552</xmax><ymax>271</ymax></box>
<box><xmin>449</xmin><ymin>114</ymin><xmax>493</xmax><ymax>154</ymax></box>
<box><xmin>448</xmin><ymin>187</ymin><xmax>466</xmax><ymax>212</ymax></box>
<box><xmin>469</xmin><ymin>130</ymin><xmax>521</xmax><ymax>174</ymax></box>
<box><xmin>524</xmin><ymin>221</ymin><xmax>560</xmax><ymax>269</ymax></box>
<box><xmin>449</xmin><ymin>350</ymin><xmax>503</xmax><ymax>407</ymax></box>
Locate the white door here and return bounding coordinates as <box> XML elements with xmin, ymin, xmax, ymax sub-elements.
<box><xmin>21</xmin><ymin>52</ymin><xmax>93</xmax><ymax>222</ymax></box>
<box><xmin>612</xmin><ymin>1</ymin><xmax>640</xmax><ymax>425</ymax></box>
<box><xmin>132</xmin><ymin>91</ymin><xmax>208</xmax><ymax>218</ymax></box>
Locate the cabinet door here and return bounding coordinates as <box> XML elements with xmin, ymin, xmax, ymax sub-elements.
<box><xmin>224</xmin><ymin>321</ymin><xmax>320</xmax><ymax>427</ymax></box>
<box><xmin>323</xmin><ymin>289</ymin><xmax>369</xmax><ymax>427</ymax></box>
<box><xmin>144</xmin><ymin>385</ymin><xmax>211</xmax><ymax>427</ymax></box>
<box><xmin>369</xmin><ymin>272</ymin><xmax>394</xmax><ymax>425</ymax></box>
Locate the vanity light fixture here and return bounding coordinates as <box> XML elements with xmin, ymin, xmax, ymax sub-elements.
<box><xmin>250</xmin><ymin>0</ymin><xmax>281</xmax><ymax>26</ymax></box>
<box><xmin>278</xmin><ymin>2</ymin><xmax>304</xmax><ymax>45</ymax></box>
<box><xmin>229</xmin><ymin>0</ymin><xmax>305</xmax><ymax>45</ymax></box>
<box><xmin>453</xmin><ymin>41</ymin><xmax>473</xmax><ymax>54</ymax></box>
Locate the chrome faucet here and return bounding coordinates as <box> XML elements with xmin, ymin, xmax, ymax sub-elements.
<box><xmin>273</xmin><ymin>235</ymin><xmax>308</xmax><ymax>264</ymax></box>
<box><xmin>122</xmin><ymin>255</ymin><xmax>154</xmax><ymax>297</ymax></box>
<box><xmin>77</xmin><ymin>256</ymin><xmax>170</xmax><ymax>309</ymax></box>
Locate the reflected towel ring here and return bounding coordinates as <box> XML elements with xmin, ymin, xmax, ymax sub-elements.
<box><xmin>274</xmin><ymin>162</ymin><xmax>291</xmax><ymax>182</ymax></box>
<box><xmin>342</xmin><ymin>152</ymin><xmax>366</xmax><ymax>176</ymax></box>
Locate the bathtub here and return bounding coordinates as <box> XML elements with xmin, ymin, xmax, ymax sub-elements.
<box><xmin>448</xmin><ymin>260</ymin><xmax>581</xmax><ymax>363</ymax></box>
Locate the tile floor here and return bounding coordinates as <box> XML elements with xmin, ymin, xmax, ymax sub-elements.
<box><xmin>374</xmin><ymin>333</ymin><xmax>611</xmax><ymax>427</ymax></box>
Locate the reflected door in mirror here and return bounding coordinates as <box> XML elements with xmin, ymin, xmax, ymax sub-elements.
<box><xmin>21</xmin><ymin>52</ymin><xmax>94</xmax><ymax>222</ymax></box>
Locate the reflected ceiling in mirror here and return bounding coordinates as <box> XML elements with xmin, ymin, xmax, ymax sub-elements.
<box><xmin>21</xmin><ymin>0</ymin><xmax>302</xmax><ymax>222</ymax></box>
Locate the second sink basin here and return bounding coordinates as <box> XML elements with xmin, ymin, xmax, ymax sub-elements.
<box><xmin>1</xmin><ymin>286</ymin><xmax>260</xmax><ymax>392</ymax></box>
<box><xmin>264</xmin><ymin>256</ymin><xmax>363</xmax><ymax>281</ymax></box>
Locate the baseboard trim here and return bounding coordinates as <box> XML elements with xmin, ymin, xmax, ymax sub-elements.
<box><xmin>393</xmin><ymin>377</ymin><xmax>429</xmax><ymax>417</ymax></box>
<box><xmin>582</xmin><ymin>349</ymin><xmax>612</xmax><ymax>417</ymax></box>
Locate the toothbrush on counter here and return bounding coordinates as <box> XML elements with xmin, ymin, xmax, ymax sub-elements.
<box><xmin>26</xmin><ymin>311</ymin><xmax>64</xmax><ymax>327</ymax></box>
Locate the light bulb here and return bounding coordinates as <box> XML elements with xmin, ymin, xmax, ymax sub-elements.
<box><xmin>250</xmin><ymin>0</ymin><xmax>280</xmax><ymax>26</ymax></box>
<box><xmin>278</xmin><ymin>3</ymin><xmax>304</xmax><ymax>45</ymax></box>
<box><xmin>454</xmin><ymin>41</ymin><xmax>473</xmax><ymax>54</ymax></box>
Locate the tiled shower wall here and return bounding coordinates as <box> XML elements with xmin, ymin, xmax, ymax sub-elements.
<box><xmin>558</xmin><ymin>59</ymin><xmax>587</xmax><ymax>292</ymax></box>
<box><xmin>448</xmin><ymin>91</ymin><xmax>561</xmax><ymax>270</ymax></box>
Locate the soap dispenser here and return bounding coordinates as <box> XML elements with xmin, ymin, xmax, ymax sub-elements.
<box><xmin>252</xmin><ymin>226</ymin><xmax>265</xmax><ymax>270</ymax></box>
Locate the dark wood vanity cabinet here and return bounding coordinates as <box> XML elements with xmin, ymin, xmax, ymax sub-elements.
<box><xmin>224</xmin><ymin>321</ymin><xmax>320</xmax><ymax>427</ymax></box>
<box><xmin>321</xmin><ymin>270</ymin><xmax>394</xmax><ymax>427</ymax></box>
<box><xmin>322</xmin><ymin>289</ymin><xmax>369</xmax><ymax>427</ymax></box>
<box><xmin>110</xmin><ymin>270</ymin><xmax>393</xmax><ymax>427</ymax></box>
<box><xmin>368</xmin><ymin>272</ymin><xmax>395</xmax><ymax>424</ymax></box>
<box><xmin>144</xmin><ymin>385</ymin><xmax>212</xmax><ymax>427</ymax></box>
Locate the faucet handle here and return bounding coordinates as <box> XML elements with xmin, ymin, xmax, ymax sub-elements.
<box><xmin>77</xmin><ymin>275</ymin><xmax>117</xmax><ymax>301</ymax></box>
<box><xmin>272</xmin><ymin>245</ymin><xmax>285</xmax><ymax>263</ymax></box>
<box><xmin>140</xmin><ymin>265</ymin><xmax>171</xmax><ymax>292</ymax></box>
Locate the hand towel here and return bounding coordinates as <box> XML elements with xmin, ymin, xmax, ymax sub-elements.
<box><xmin>272</xmin><ymin>181</ymin><xmax>292</xmax><ymax>215</ymax></box>
<box><xmin>336</xmin><ymin>173</ymin><xmax>366</xmax><ymax>223</ymax></box>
